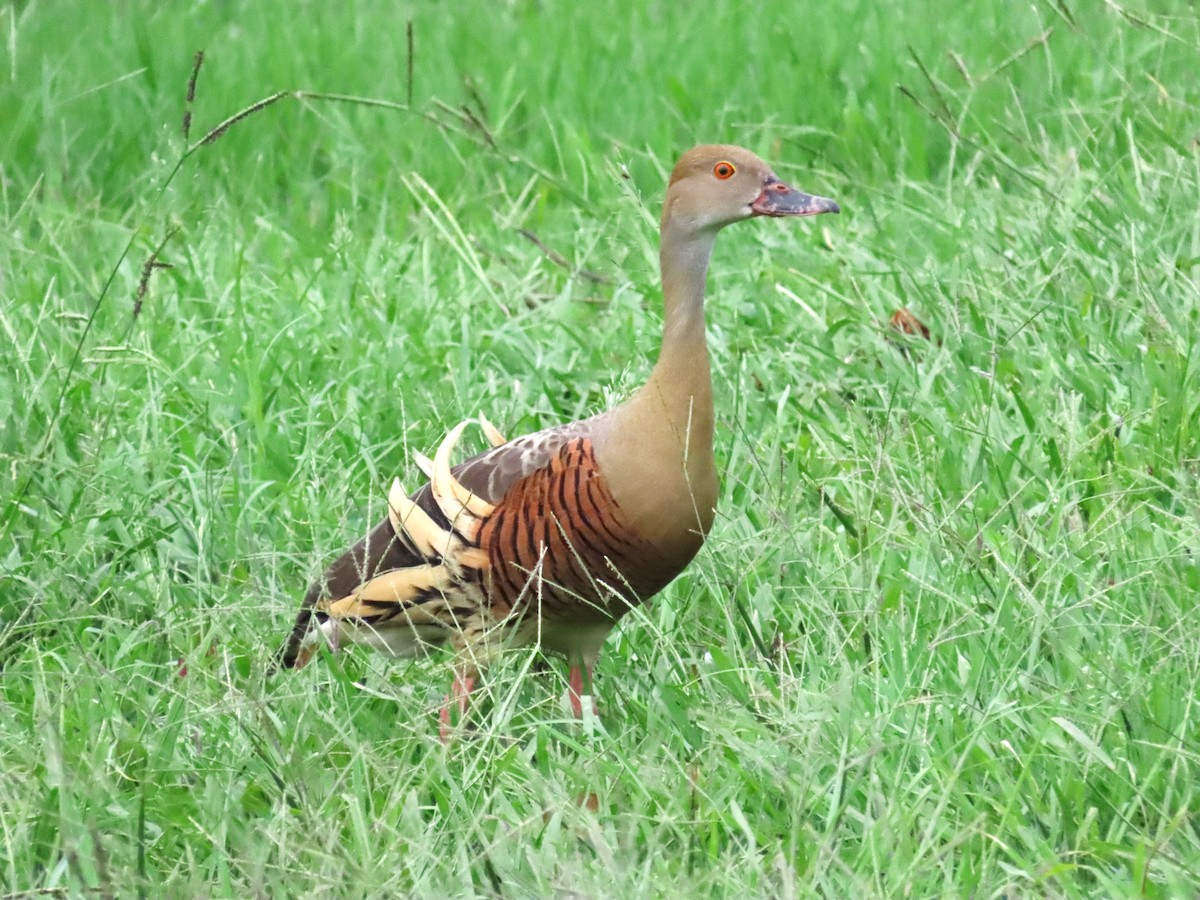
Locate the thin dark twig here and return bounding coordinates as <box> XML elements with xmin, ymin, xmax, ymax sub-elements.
<box><xmin>462</xmin><ymin>75</ymin><xmax>490</xmax><ymax>122</ymax></box>
<box><xmin>818</xmin><ymin>486</ymin><xmax>860</xmax><ymax>539</ymax></box>
<box><xmin>293</xmin><ymin>90</ymin><xmax>410</xmax><ymax>114</ymax></box>
<box><xmin>907</xmin><ymin>45</ymin><xmax>958</xmax><ymax>135</ymax></box>
<box><xmin>133</xmin><ymin>228</ymin><xmax>179</xmax><ymax>321</ymax></box>
<box><xmin>406</xmin><ymin>20</ymin><xmax>414</xmax><ymax>107</ymax></box>
<box><xmin>732</xmin><ymin>590</ymin><xmax>772</xmax><ymax>661</ymax></box>
<box><xmin>980</xmin><ymin>28</ymin><xmax>1054</xmax><ymax>81</ymax></box>
<box><xmin>198</xmin><ymin>90</ymin><xmax>290</xmax><ymax>147</ymax></box>
<box><xmin>897</xmin><ymin>85</ymin><xmax>953</xmax><ymax>135</ymax></box>
<box><xmin>1049</xmin><ymin>0</ymin><xmax>1078</xmax><ymax>29</ymax></box>
<box><xmin>183</xmin><ymin>50</ymin><xmax>204</xmax><ymax>142</ymax></box>
<box><xmin>518</xmin><ymin>229</ymin><xmax>611</xmax><ymax>284</ymax></box>
<box><xmin>458</xmin><ymin>102</ymin><xmax>496</xmax><ymax>148</ymax></box>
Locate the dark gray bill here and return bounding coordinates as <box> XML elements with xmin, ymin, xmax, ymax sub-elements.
<box><xmin>751</xmin><ymin>176</ymin><xmax>840</xmax><ymax>217</ymax></box>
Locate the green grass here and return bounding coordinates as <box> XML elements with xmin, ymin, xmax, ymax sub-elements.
<box><xmin>2</xmin><ymin>0</ymin><xmax>1199</xmax><ymax>896</ymax></box>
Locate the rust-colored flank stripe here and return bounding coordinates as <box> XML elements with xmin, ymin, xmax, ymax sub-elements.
<box><xmin>478</xmin><ymin>437</ymin><xmax>641</xmax><ymax>621</ymax></box>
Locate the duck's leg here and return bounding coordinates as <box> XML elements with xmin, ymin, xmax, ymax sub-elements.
<box><xmin>438</xmin><ymin>669</ymin><xmax>477</xmax><ymax>743</ymax></box>
<box><xmin>568</xmin><ymin>658</ymin><xmax>597</xmax><ymax>719</ymax></box>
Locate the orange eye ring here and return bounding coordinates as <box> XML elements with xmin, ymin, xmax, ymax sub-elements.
<box><xmin>713</xmin><ymin>161</ymin><xmax>736</xmax><ymax>179</ymax></box>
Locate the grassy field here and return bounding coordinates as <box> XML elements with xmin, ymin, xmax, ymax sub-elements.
<box><xmin>2</xmin><ymin>0</ymin><xmax>1199</xmax><ymax>896</ymax></box>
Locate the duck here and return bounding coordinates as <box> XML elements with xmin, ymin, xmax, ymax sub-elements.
<box><xmin>278</xmin><ymin>144</ymin><xmax>839</xmax><ymax>733</ymax></box>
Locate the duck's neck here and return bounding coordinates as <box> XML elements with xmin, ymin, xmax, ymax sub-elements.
<box><xmin>642</xmin><ymin>225</ymin><xmax>718</xmax><ymax>453</ymax></box>
<box><xmin>607</xmin><ymin>222</ymin><xmax>719</xmax><ymax>529</ymax></box>
<box><xmin>594</xmin><ymin>216</ymin><xmax>721</xmax><ymax>539</ymax></box>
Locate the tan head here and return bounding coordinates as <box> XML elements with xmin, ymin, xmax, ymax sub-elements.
<box><xmin>662</xmin><ymin>144</ymin><xmax>839</xmax><ymax>236</ymax></box>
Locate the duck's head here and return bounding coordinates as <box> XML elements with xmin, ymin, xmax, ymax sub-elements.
<box><xmin>662</xmin><ymin>144</ymin><xmax>839</xmax><ymax>235</ymax></box>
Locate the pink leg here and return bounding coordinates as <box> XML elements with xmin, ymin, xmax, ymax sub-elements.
<box><xmin>568</xmin><ymin>661</ymin><xmax>596</xmax><ymax>719</ymax></box>
<box><xmin>569</xmin><ymin>664</ymin><xmax>585</xmax><ymax>718</ymax></box>
<box><xmin>439</xmin><ymin>670</ymin><xmax>477</xmax><ymax>743</ymax></box>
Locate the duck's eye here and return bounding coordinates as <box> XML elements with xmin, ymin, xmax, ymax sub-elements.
<box><xmin>713</xmin><ymin>161</ymin><xmax>736</xmax><ymax>180</ymax></box>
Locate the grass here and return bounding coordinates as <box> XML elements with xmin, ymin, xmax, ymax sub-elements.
<box><xmin>2</xmin><ymin>0</ymin><xmax>1199</xmax><ymax>896</ymax></box>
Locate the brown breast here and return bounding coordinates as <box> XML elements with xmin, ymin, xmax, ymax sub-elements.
<box><xmin>477</xmin><ymin>436</ymin><xmax>686</xmax><ymax>625</ymax></box>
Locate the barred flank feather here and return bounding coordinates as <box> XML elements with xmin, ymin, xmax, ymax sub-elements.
<box><xmin>296</xmin><ymin>421</ymin><xmax>653</xmax><ymax>672</ymax></box>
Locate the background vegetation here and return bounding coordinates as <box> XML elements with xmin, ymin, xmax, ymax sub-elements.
<box><xmin>2</xmin><ymin>0</ymin><xmax>1198</xmax><ymax>896</ymax></box>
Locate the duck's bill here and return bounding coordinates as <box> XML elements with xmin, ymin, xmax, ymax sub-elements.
<box><xmin>751</xmin><ymin>177</ymin><xmax>840</xmax><ymax>217</ymax></box>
